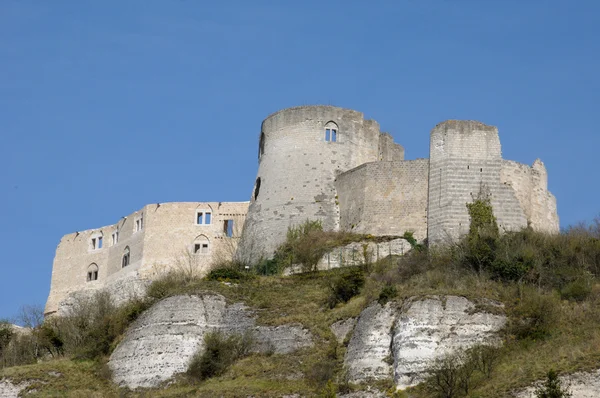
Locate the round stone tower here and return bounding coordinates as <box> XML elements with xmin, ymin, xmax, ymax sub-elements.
<box><xmin>237</xmin><ymin>105</ymin><xmax>402</xmax><ymax>264</ymax></box>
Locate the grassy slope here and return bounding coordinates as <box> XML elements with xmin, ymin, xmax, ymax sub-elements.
<box><xmin>4</xmin><ymin>262</ymin><xmax>600</xmax><ymax>397</ymax></box>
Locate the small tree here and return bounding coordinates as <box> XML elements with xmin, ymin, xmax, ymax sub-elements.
<box><xmin>535</xmin><ymin>369</ymin><xmax>572</xmax><ymax>398</ymax></box>
<box><xmin>464</xmin><ymin>190</ymin><xmax>499</xmax><ymax>274</ymax></box>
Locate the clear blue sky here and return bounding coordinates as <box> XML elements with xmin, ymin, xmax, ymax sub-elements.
<box><xmin>1</xmin><ymin>0</ymin><xmax>598</xmax><ymax>320</ymax></box>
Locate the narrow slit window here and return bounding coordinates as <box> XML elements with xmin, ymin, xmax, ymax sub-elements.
<box><xmin>194</xmin><ymin>244</ymin><xmax>201</xmax><ymax>253</ymax></box>
<box><xmin>331</xmin><ymin>129</ymin><xmax>337</xmax><ymax>142</ymax></box>
<box><xmin>98</xmin><ymin>237</ymin><xmax>103</xmax><ymax>249</ymax></box>
<box><xmin>197</xmin><ymin>212</ymin><xmax>203</xmax><ymax>224</ymax></box>
<box><xmin>91</xmin><ymin>238</ymin><xmax>96</xmax><ymax>250</ymax></box>
<box><xmin>224</xmin><ymin>220</ymin><xmax>234</xmax><ymax>237</ymax></box>
<box><xmin>325</xmin><ymin>122</ymin><xmax>339</xmax><ymax>143</ymax></box>
<box><xmin>205</xmin><ymin>212</ymin><xmax>211</xmax><ymax>224</ymax></box>
<box><xmin>325</xmin><ymin>129</ymin><xmax>331</xmax><ymax>141</ymax></box>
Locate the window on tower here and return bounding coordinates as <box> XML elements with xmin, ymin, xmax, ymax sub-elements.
<box><xmin>325</xmin><ymin>121</ymin><xmax>339</xmax><ymax>142</ymax></box>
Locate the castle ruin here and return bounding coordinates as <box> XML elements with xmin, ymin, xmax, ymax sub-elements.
<box><xmin>45</xmin><ymin>105</ymin><xmax>559</xmax><ymax>315</ymax></box>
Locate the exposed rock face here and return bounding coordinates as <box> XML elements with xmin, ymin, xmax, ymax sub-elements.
<box><xmin>109</xmin><ymin>294</ymin><xmax>313</xmax><ymax>389</ymax></box>
<box><xmin>345</xmin><ymin>302</ymin><xmax>396</xmax><ymax>382</ymax></box>
<box><xmin>344</xmin><ymin>296</ymin><xmax>506</xmax><ymax>389</ymax></box>
<box><xmin>330</xmin><ymin>318</ymin><xmax>356</xmax><ymax>344</ymax></box>
<box><xmin>514</xmin><ymin>369</ymin><xmax>600</xmax><ymax>398</ymax></box>
<box><xmin>0</xmin><ymin>380</ymin><xmax>30</xmax><ymax>398</ymax></box>
<box><xmin>393</xmin><ymin>296</ymin><xmax>506</xmax><ymax>389</ymax></box>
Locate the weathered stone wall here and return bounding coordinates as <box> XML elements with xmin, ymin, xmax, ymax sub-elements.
<box><xmin>45</xmin><ymin>202</ymin><xmax>248</xmax><ymax>315</ymax></box>
<box><xmin>336</xmin><ymin>159</ymin><xmax>429</xmax><ymax>240</ymax></box>
<box><xmin>501</xmin><ymin>159</ymin><xmax>559</xmax><ymax>233</ymax></box>
<box><xmin>428</xmin><ymin>121</ymin><xmax>529</xmax><ymax>244</ymax></box>
<box><xmin>236</xmin><ymin>105</ymin><xmax>404</xmax><ymax>263</ymax></box>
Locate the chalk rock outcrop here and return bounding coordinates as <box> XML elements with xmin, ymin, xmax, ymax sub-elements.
<box><xmin>345</xmin><ymin>302</ymin><xmax>396</xmax><ymax>382</ymax></box>
<box><xmin>514</xmin><ymin>369</ymin><xmax>600</xmax><ymax>398</ymax></box>
<box><xmin>393</xmin><ymin>296</ymin><xmax>505</xmax><ymax>389</ymax></box>
<box><xmin>0</xmin><ymin>380</ymin><xmax>30</xmax><ymax>398</ymax></box>
<box><xmin>109</xmin><ymin>294</ymin><xmax>313</xmax><ymax>389</ymax></box>
<box><xmin>344</xmin><ymin>296</ymin><xmax>506</xmax><ymax>389</ymax></box>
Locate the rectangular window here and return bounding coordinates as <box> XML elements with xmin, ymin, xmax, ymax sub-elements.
<box><xmin>91</xmin><ymin>238</ymin><xmax>96</xmax><ymax>250</ymax></box>
<box><xmin>325</xmin><ymin>129</ymin><xmax>330</xmax><ymax>141</ymax></box>
<box><xmin>196</xmin><ymin>211</ymin><xmax>212</xmax><ymax>225</ymax></box>
<box><xmin>224</xmin><ymin>220</ymin><xmax>234</xmax><ymax>237</ymax></box>
<box><xmin>201</xmin><ymin>243</ymin><xmax>209</xmax><ymax>254</ymax></box>
<box><xmin>331</xmin><ymin>129</ymin><xmax>337</xmax><ymax>142</ymax></box>
<box><xmin>98</xmin><ymin>237</ymin><xmax>103</xmax><ymax>249</ymax></box>
<box><xmin>112</xmin><ymin>232</ymin><xmax>119</xmax><ymax>246</ymax></box>
<box><xmin>194</xmin><ymin>244</ymin><xmax>201</xmax><ymax>253</ymax></box>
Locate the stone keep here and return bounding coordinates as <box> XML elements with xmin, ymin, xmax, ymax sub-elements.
<box><xmin>236</xmin><ymin>105</ymin><xmax>404</xmax><ymax>264</ymax></box>
<box><xmin>237</xmin><ymin>106</ymin><xmax>559</xmax><ymax>262</ymax></box>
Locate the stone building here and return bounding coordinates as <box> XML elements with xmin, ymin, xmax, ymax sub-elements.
<box><xmin>45</xmin><ymin>202</ymin><xmax>248</xmax><ymax>315</ymax></box>
<box><xmin>45</xmin><ymin>105</ymin><xmax>559</xmax><ymax>315</ymax></box>
<box><xmin>236</xmin><ymin>105</ymin><xmax>558</xmax><ymax>263</ymax></box>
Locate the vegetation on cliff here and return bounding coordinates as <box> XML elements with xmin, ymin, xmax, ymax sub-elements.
<box><xmin>1</xmin><ymin>204</ymin><xmax>600</xmax><ymax>397</ymax></box>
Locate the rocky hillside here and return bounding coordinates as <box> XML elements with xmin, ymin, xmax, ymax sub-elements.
<box><xmin>1</xmin><ymin>214</ymin><xmax>600</xmax><ymax>397</ymax></box>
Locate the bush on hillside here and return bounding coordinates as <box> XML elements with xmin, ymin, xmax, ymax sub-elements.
<box><xmin>186</xmin><ymin>330</ymin><xmax>254</xmax><ymax>382</ymax></box>
<box><xmin>327</xmin><ymin>267</ymin><xmax>365</xmax><ymax>308</ymax></box>
<box><xmin>535</xmin><ymin>369</ymin><xmax>572</xmax><ymax>398</ymax></box>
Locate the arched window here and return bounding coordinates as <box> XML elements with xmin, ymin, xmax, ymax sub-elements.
<box><xmin>258</xmin><ymin>132</ymin><xmax>265</xmax><ymax>160</ymax></box>
<box><xmin>193</xmin><ymin>235</ymin><xmax>210</xmax><ymax>255</ymax></box>
<box><xmin>196</xmin><ymin>204</ymin><xmax>214</xmax><ymax>225</ymax></box>
<box><xmin>122</xmin><ymin>246</ymin><xmax>130</xmax><ymax>267</ymax></box>
<box><xmin>87</xmin><ymin>263</ymin><xmax>99</xmax><ymax>282</ymax></box>
<box><xmin>325</xmin><ymin>121</ymin><xmax>339</xmax><ymax>142</ymax></box>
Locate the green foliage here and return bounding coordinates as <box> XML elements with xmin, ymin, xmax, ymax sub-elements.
<box><xmin>205</xmin><ymin>267</ymin><xmax>249</xmax><ymax>282</ymax></box>
<box><xmin>560</xmin><ymin>277</ymin><xmax>592</xmax><ymax>302</ymax></box>
<box><xmin>0</xmin><ymin>321</ymin><xmax>13</xmax><ymax>358</ymax></box>
<box><xmin>186</xmin><ymin>331</ymin><xmax>254</xmax><ymax>382</ymax></box>
<box><xmin>535</xmin><ymin>369</ymin><xmax>572</xmax><ymax>398</ymax></box>
<box><xmin>318</xmin><ymin>380</ymin><xmax>337</xmax><ymax>398</ymax></box>
<box><xmin>403</xmin><ymin>231</ymin><xmax>426</xmax><ymax>252</ymax></box>
<box><xmin>326</xmin><ymin>267</ymin><xmax>365</xmax><ymax>308</ymax></box>
<box><xmin>378</xmin><ymin>284</ymin><xmax>398</xmax><ymax>305</ymax></box>
<box><xmin>508</xmin><ymin>290</ymin><xmax>560</xmax><ymax>341</ymax></box>
<box><xmin>255</xmin><ymin>258</ymin><xmax>283</xmax><ymax>276</ymax></box>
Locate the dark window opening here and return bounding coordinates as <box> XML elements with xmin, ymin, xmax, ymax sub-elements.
<box><xmin>197</xmin><ymin>212</ymin><xmax>203</xmax><ymax>224</ymax></box>
<box><xmin>87</xmin><ymin>271</ymin><xmax>98</xmax><ymax>281</ymax></box>
<box><xmin>194</xmin><ymin>244</ymin><xmax>201</xmax><ymax>253</ymax></box>
<box><xmin>480</xmin><ymin>168</ymin><xmax>483</xmax><ymax>172</ymax></box>
<box><xmin>259</xmin><ymin>132</ymin><xmax>265</xmax><ymax>159</ymax></box>
<box><xmin>254</xmin><ymin>177</ymin><xmax>261</xmax><ymax>200</ymax></box>
<box><xmin>197</xmin><ymin>211</ymin><xmax>212</xmax><ymax>225</ymax></box>
<box><xmin>91</xmin><ymin>238</ymin><xmax>96</xmax><ymax>250</ymax></box>
<box><xmin>467</xmin><ymin>165</ymin><xmax>470</xmax><ymax>169</ymax></box>
<box><xmin>224</xmin><ymin>220</ymin><xmax>234</xmax><ymax>237</ymax></box>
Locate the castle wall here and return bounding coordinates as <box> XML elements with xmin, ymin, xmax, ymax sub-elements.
<box><xmin>335</xmin><ymin>159</ymin><xmax>429</xmax><ymax>240</ymax></box>
<box><xmin>45</xmin><ymin>202</ymin><xmax>248</xmax><ymax>315</ymax></box>
<box><xmin>500</xmin><ymin>160</ymin><xmax>559</xmax><ymax>233</ymax></box>
<box><xmin>427</xmin><ymin>121</ymin><xmax>528</xmax><ymax>244</ymax></box>
<box><xmin>237</xmin><ymin>105</ymin><xmax>404</xmax><ymax>263</ymax></box>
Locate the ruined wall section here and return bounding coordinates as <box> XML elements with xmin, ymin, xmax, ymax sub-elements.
<box><xmin>501</xmin><ymin>160</ymin><xmax>559</xmax><ymax>233</ymax></box>
<box><xmin>336</xmin><ymin>159</ymin><xmax>429</xmax><ymax>240</ymax></box>
<box><xmin>428</xmin><ymin>121</ymin><xmax>528</xmax><ymax>244</ymax></box>
<box><xmin>378</xmin><ymin>132</ymin><xmax>405</xmax><ymax>161</ymax></box>
<box><xmin>45</xmin><ymin>202</ymin><xmax>249</xmax><ymax>315</ymax></box>
<box><xmin>237</xmin><ymin>105</ymin><xmax>402</xmax><ymax>263</ymax></box>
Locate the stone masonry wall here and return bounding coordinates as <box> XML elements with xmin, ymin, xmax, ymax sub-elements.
<box><xmin>428</xmin><ymin>121</ymin><xmax>528</xmax><ymax>244</ymax></box>
<box><xmin>45</xmin><ymin>202</ymin><xmax>248</xmax><ymax>315</ymax></box>
<box><xmin>501</xmin><ymin>159</ymin><xmax>559</xmax><ymax>233</ymax></box>
<box><xmin>237</xmin><ymin>105</ymin><xmax>404</xmax><ymax>264</ymax></box>
<box><xmin>336</xmin><ymin>159</ymin><xmax>429</xmax><ymax>240</ymax></box>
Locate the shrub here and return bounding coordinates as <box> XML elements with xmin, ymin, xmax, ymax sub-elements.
<box><xmin>205</xmin><ymin>267</ymin><xmax>248</xmax><ymax>282</ymax></box>
<box><xmin>255</xmin><ymin>258</ymin><xmax>282</xmax><ymax>276</ymax></box>
<box><xmin>560</xmin><ymin>278</ymin><xmax>592</xmax><ymax>302</ymax></box>
<box><xmin>508</xmin><ymin>290</ymin><xmax>559</xmax><ymax>341</ymax></box>
<box><xmin>327</xmin><ymin>267</ymin><xmax>365</xmax><ymax>308</ymax></box>
<box><xmin>535</xmin><ymin>369</ymin><xmax>572</xmax><ymax>398</ymax></box>
<box><xmin>187</xmin><ymin>330</ymin><xmax>254</xmax><ymax>382</ymax></box>
<box><xmin>378</xmin><ymin>284</ymin><xmax>398</xmax><ymax>305</ymax></box>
